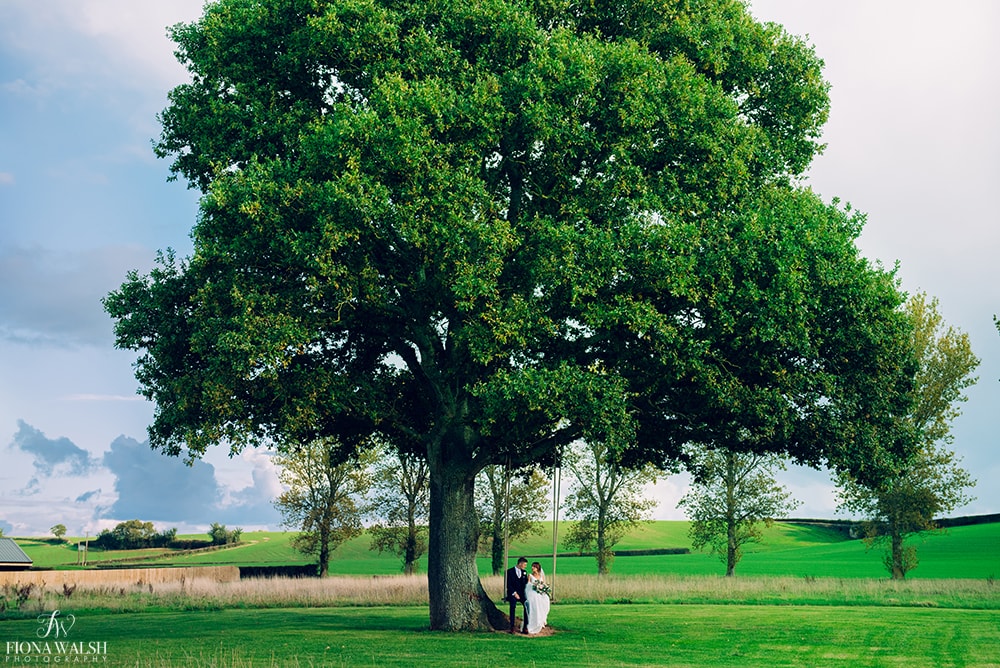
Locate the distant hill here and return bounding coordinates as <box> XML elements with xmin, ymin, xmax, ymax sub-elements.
<box><xmin>14</xmin><ymin>518</ymin><xmax>1000</xmax><ymax>580</ymax></box>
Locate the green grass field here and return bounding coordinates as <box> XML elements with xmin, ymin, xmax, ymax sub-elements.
<box><xmin>6</xmin><ymin>522</ymin><xmax>1000</xmax><ymax>667</ymax></box>
<box><xmin>19</xmin><ymin>520</ymin><xmax>1000</xmax><ymax>580</ymax></box>
<box><xmin>3</xmin><ymin>605</ymin><xmax>998</xmax><ymax>667</ymax></box>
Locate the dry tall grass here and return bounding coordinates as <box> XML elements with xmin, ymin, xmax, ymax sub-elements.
<box><xmin>3</xmin><ymin>572</ymin><xmax>997</xmax><ymax>615</ymax></box>
<box><xmin>0</xmin><ymin>566</ymin><xmax>238</xmax><ymax>589</ymax></box>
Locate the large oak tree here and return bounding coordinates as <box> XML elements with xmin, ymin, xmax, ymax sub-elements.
<box><xmin>105</xmin><ymin>0</ymin><xmax>916</xmax><ymax>629</ymax></box>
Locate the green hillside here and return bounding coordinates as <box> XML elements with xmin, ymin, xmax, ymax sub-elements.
<box><xmin>14</xmin><ymin>520</ymin><xmax>999</xmax><ymax>579</ymax></box>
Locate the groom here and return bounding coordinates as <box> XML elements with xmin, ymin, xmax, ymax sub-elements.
<box><xmin>505</xmin><ymin>556</ymin><xmax>529</xmax><ymax>634</ymax></box>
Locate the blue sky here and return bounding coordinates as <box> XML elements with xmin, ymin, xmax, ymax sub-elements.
<box><xmin>1</xmin><ymin>1</ymin><xmax>998</xmax><ymax>537</ymax></box>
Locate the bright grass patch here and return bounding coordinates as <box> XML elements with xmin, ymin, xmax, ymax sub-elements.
<box><xmin>1</xmin><ymin>605</ymin><xmax>997</xmax><ymax>667</ymax></box>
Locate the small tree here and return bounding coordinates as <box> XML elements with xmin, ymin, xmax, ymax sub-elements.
<box><xmin>367</xmin><ymin>450</ymin><xmax>430</xmax><ymax>575</ymax></box>
<box><xmin>157</xmin><ymin>527</ymin><xmax>178</xmax><ymax>546</ymax></box>
<box><xmin>208</xmin><ymin>523</ymin><xmax>242</xmax><ymax>545</ymax></box>
<box><xmin>50</xmin><ymin>524</ymin><xmax>67</xmax><ymax>542</ymax></box>
<box><xmin>839</xmin><ymin>445</ymin><xmax>974</xmax><ymax>579</ymax></box>
<box><xmin>563</xmin><ymin>440</ymin><xmax>659</xmax><ymax>575</ymax></box>
<box><xmin>837</xmin><ymin>293</ymin><xmax>978</xmax><ymax>579</ymax></box>
<box><xmin>679</xmin><ymin>448</ymin><xmax>800</xmax><ymax>576</ymax></box>
<box><xmin>274</xmin><ymin>439</ymin><xmax>375</xmax><ymax>576</ymax></box>
<box><xmin>476</xmin><ymin>465</ymin><xmax>550</xmax><ymax>575</ymax></box>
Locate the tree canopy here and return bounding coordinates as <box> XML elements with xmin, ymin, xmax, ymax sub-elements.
<box><xmin>367</xmin><ymin>449</ymin><xmax>430</xmax><ymax>575</ymax></box>
<box><xmin>105</xmin><ymin>0</ymin><xmax>916</xmax><ymax>630</ymax></box>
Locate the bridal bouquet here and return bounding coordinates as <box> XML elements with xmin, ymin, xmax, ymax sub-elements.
<box><xmin>532</xmin><ymin>581</ymin><xmax>552</xmax><ymax>597</ymax></box>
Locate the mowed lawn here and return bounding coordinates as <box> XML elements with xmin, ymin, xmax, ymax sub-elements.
<box><xmin>7</xmin><ymin>522</ymin><xmax>1000</xmax><ymax>666</ymax></box>
<box><xmin>2</xmin><ymin>604</ymin><xmax>997</xmax><ymax>667</ymax></box>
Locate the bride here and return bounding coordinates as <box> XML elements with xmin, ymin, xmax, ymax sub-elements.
<box><xmin>525</xmin><ymin>561</ymin><xmax>550</xmax><ymax>634</ymax></box>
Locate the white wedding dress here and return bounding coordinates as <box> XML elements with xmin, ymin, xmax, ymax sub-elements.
<box><xmin>525</xmin><ymin>571</ymin><xmax>550</xmax><ymax>634</ymax></box>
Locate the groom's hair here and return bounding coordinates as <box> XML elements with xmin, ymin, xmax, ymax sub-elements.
<box><xmin>517</xmin><ymin>557</ymin><xmax>527</xmax><ymax>565</ymax></box>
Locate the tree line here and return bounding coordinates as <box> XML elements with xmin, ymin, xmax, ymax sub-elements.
<box><xmin>89</xmin><ymin>520</ymin><xmax>242</xmax><ymax>551</ymax></box>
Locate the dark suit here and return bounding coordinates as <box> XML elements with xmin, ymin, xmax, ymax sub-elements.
<box><xmin>505</xmin><ymin>565</ymin><xmax>528</xmax><ymax>632</ymax></box>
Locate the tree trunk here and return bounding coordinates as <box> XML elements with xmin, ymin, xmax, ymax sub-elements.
<box><xmin>403</xmin><ymin>525</ymin><xmax>417</xmax><ymax>576</ymax></box>
<box><xmin>890</xmin><ymin>532</ymin><xmax>905</xmax><ymax>580</ymax></box>
<box><xmin>318</xmin><ymin>525</ymin><xmax>330</xmax><ymax>577</ymax></box>
<box><xmin>726</xmin><ymin>521</ymin><xmax>737</xmax><ymax>577</ymax></box>
<box><xmin>490</xmin><ymin>466</ymin><xmax>507</xmax><ymax>575</ymax></box>
<box><xmin>427</xmin><ymin>458</ymin><xmax>506</xmax><ymax>631</ymax></box>
<box><xmin>596</xmin><ymin>510</ymin><xmax>610</xmax><ymax>575</ymax></box>
<box><xmin>725</xmin><ymin>454</ymin><xmax>737</xmax><ymax>577</ymax></box>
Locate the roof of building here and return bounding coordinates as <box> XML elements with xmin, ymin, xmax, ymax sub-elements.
<box><xmin>0</xmin><ymin>538</ymin><xmax>33</xmax><ymax>565</ymax></box>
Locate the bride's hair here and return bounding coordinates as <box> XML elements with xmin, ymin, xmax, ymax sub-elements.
<box><xmin>531</xmin><ymin>561</ymin><xmax>543</xmax><ymax>575</ymax></box>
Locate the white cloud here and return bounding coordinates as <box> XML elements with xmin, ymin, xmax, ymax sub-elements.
<box><xmin>0</xmin><ymin>423</ymin><xmax>118</xmax><ymax>536</ymax></box>
<box><xmin>0</xmin><ymin>1</ymin><xmax>202</xmax><ymax>98</ymax></box>
<box><xmin>216</xmin><ymin>449</ymin><xmax>283</xmax><ymax>528</ymax></box>
<box><xmin>0</xmin><ymin>428</ymin><xmax>284</xmax><ymax>536</ymax></box>
<box><xmin>647</xmin><ymin>474</ymin><xmax>691</xmax><ymax>521</ymax></box>
<box><xmin>0</xmin><ymin>244</ymin><xmax>155</xmax><ymax>347</ymax></box>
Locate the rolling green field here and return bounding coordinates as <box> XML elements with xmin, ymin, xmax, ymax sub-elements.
<box><xmin>17</xmin><ymin>520</ymin><xmax>1000</xmax><ymax>580</ymax></box>
<box><xmin>5</xmin><ymin>522</ymin><xmax>999</xmax><ymax>667</ymax></box>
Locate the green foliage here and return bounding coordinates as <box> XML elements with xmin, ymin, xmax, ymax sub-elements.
<box><xmin>837</xmin><ymin>292</ymin><xmax>979</xmax><ymax>579</ymax></box>
<box><xmin>92</xmin><ymin>520</ymin><xmax>177</xmax><ymax>550</ymax></box>
<box><xmin>104</xmin><ymin>0</ymin><xmax>915</xmax><ymax>629</ymax></box>
<box><xmin>679</xmin><ymin>449</ymin><xmax>799</xmax><ymax>576</ymax></box>
<box><xmin>50</xmin><ymin>524</ymin><xmax>67</xmax><ymax>541</ymax></box>
<box><xmin>208</xmin><ymin>523</ymin><xmax>243</xmax><ymax>545</ymax></box>
<box><xmin>906</xmin><ymin>293</ymin><xmax>981</xmax><ymax>444</ymax></box>
<box><xmin>624</xmin><ymin>188</ymin><xmax>918</xmax><ymax>487</ymax></box>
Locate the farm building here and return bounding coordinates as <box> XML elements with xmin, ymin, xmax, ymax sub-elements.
<box><xmin>0</xmin><ymin>537</ymin><xmax>32</xmax><ymax>570</ymax></box>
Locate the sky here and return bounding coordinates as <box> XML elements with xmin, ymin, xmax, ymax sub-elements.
<box><xmin>1</xmin><ymin>1</ymin><xmax>998</xmax><ymax>537</ymax></box>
